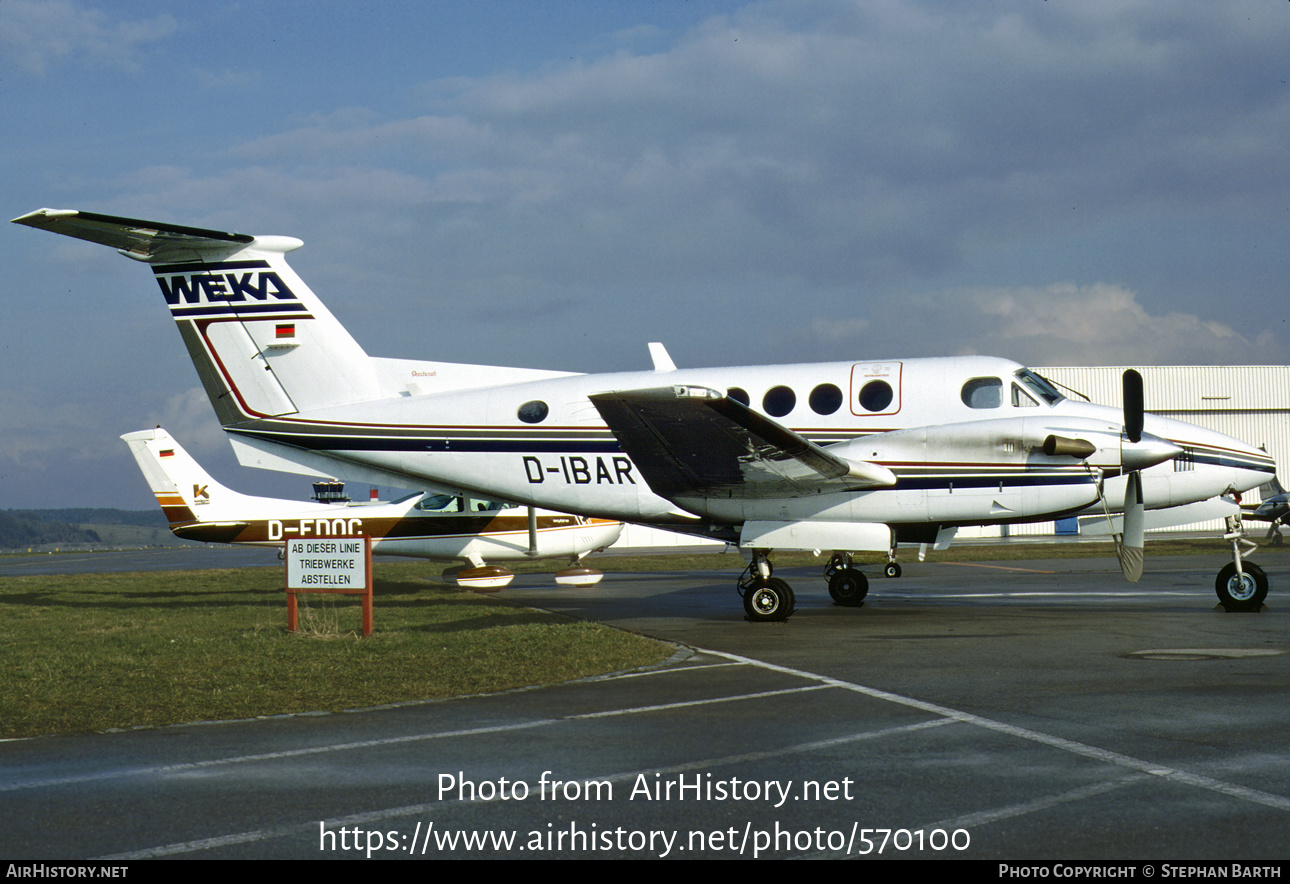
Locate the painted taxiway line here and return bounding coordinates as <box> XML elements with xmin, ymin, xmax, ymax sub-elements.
<box><xmin>707</xmin><ymin>647</ymin><xmax>1290</xmax><ymax>813</ymax></box>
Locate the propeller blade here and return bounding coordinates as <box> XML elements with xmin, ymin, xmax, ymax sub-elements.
<box><xmin>1123</xmin><ymin>369</ymin><xmax>1144</xmax><ymax>444</ymax></box>
<box><xmin>1116</xmin><ymin>471</ymin><xmax>1145</xmax><ymax>582</ymax></box>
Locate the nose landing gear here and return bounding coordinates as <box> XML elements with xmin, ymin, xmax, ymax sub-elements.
<box><xmin>1216</xmin><ymin>512</ymin><xmax>1268</xmax><ymax>612</ymax></box>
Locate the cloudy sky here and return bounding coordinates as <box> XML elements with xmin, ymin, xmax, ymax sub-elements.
<box><xmin>3</xmin><ymin>0</ymin><xmax>1288</xmax><ymax>509</ymax></box>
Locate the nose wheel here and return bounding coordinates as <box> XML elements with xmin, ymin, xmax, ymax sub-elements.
<box><xmin>1216</xmin><ymin>562</ymin><xmax>1268</xmax><ymax>611</ymax></box>
<box><xmin>1216</xmin><ymin>511</ymin><xmax>1270</xmax><ymax>612</ymax></box>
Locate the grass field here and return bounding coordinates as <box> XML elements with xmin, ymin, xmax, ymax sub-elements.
<box><xmin>0</xmin><ymin>561</ymin><xmax>671</xmax><ymax>739</ymax></box>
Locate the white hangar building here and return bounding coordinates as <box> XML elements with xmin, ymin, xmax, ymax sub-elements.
<box><xmin>987</xmin><ymin>365</ymin><xmax>1290</xmax><ymax>538</ymax></box>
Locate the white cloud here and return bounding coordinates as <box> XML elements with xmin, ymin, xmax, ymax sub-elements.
<box><xmin>0</xmin><ymin>0</ymin><xmax>176</xmax><ymax>75</ymax></box>
<box><xmin>801</xmin><ymin>282</ymin><xmax>1283</xmax><ymax>367</ymax></box>
<box><xmin>143</xmin><ymin>388</ymin><xmax>225</xmax><ymax>462</ymax></box>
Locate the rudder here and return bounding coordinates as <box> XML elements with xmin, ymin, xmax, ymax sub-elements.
<box><xmin>121</xmin><ymin>428</ymin><xmax>242</xmax><ymax>524</ymax></box>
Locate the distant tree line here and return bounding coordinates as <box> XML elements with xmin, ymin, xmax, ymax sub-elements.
<box><xmin>0</xmin><ymin>509</ymin><xmax>165</xmax><ymax>549</ymax></box>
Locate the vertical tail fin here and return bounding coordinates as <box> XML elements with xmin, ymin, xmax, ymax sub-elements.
<box><xmin>122</xmin><ymin>428</ymin><xmax>245</xmax><ymax>525</ymax></box>
<box><xmin>14</xmin><ymin>209</ymin><xmax>384</xmax><ymax>426</ymax></box>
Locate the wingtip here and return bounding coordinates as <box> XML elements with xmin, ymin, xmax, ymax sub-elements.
<box><xmin>11</xmin><ymin>208</ymin><xmax>77</xmax><ymax>225</ymax></box>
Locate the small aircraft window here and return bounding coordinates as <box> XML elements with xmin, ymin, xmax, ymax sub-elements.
<box><xmin>962</xmin><ymin>377</ymin><xmax>1002</xmax><ymax>408</ymax></box>
<box><xmin>763</xmin><ymin>385</ymin><xmax>796</xmax><ymax>417</ymax></box>
<box><xmin>417</xmin><ymin>493</ymin><xmax>462</xmax><ymax>512</ymax></box>
<box><xmin>1011</xmin><ymin>383</ymin><xmax>1038</xmax><ymax>407</ymax></box>
<box><xmin>809</xmin><ymin>383</ymin><xmax>843</xmax><ymax>415</ymax></box>
<box><xmin>517</xmin><ymin>400</ymin><xmax>549</xmax><ymax>423</ymax></box>
<box><xmin>727</xmin><ymin>387</ymin><xmax>750</xmax><ymax>406</ymax></box>
<box><xmin>857</xmin><ymin>380</ymin><xmax>894</xmax><ymax>413</ymax></box>
<box><xmin>1014</xmin><ymin>368</ymin><xmax>1064</xmax><ymax>405</ymax></box>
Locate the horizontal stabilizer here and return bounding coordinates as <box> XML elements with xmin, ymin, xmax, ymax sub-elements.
<box><xmin>13</xmin><ymin>209</ymin><xmax>254</xmax><ymax>262</ymax></box>
<box><xmin>589</xmin><ymin>385</ymin><xmax>894</xmax><ymax>501</ymax></box>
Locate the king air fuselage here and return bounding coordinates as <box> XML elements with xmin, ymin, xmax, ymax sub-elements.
<box><xmin>229</xmin><ymin>356</ymin><xmax>1272</xmax><ymax>544</ymax></box>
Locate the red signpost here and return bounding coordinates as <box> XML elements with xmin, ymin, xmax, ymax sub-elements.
<box><xmin>284</xmin><ymin>535</ymin><xmax>373</xmax><ymax>636</ymax></box>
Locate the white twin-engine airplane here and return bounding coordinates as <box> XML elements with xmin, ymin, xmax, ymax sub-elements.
<box><xmin>15</xmin><ymin>208</ymin><xmax>1277</xmax><ymax>620</ymax></box>
<box><xmin>122</xmin><ymin>427</ymin><xmax>622</xmax><ymax>588</ymax></box>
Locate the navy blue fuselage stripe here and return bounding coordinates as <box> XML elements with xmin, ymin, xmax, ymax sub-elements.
<box><xmin>172</xmin><ymin>303</ymin><xmax>309</xmax><ymax>317</ymax></box>
<box><xmin>1192</xmin><ymin>453</ymin><xmax>1276</xmax><ymax>473</ymax></box>
<box><xmin>242</xmin><ymin>434</ymin><xmax>626</xmax><ymax>453</ymax></box>
<box><xmin>153</xmin><ymin>260</ymin><xmax>272</xmax><ymax>273</ymax></box>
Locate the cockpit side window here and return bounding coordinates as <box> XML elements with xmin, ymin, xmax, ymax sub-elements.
<box><xmin>962</xmin><ymin>377</ymin><xmax>1002</xmax><ymax>409</ymax></box>
<box><xmin>1014</xmin><ymin>368</ymin><xmax>1064</xmax><ymax>405</ymax></box>
<box><xmin>1012</xmin><ymin>383</ymin><xmax>1038</xmax><ymax>407</ymax></box>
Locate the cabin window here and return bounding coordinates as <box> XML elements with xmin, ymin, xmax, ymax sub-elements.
<box><xmin>763</xmin><ymin>385</ymin><xmax>796</xmax><ymax>417</ymax></box>
<box><xmin>517</xmin><ymin>400</ymin><xmax>549</xmax><ymax>423</ymax></box>
<box><xmin>809</xmin><ymin>383</ymin><xmax>843</xmax><ymax>415</ymax></box>
<box><xmin>857</xmin><ymin>379</ymin><xmax>894</xmax><ymax>412</ymax></box>
<box><xmin>417</xmin><ymin>493</ymin><xmax>463</xmax><ymax>512</ymax></box>
<box><xmin>962</xmin><ymin>377</ymin><xmax>1002</xmax><ymax>408</ymax></box>
<box><xmin>727</xmin><ymin>387</ymin><xmax>750</xmax><ymax>406</ymax></box>
<box><xmin>1011</xmin><ymin>383</ymin><xmax>1038</xmax><ymax>407</ymax></box>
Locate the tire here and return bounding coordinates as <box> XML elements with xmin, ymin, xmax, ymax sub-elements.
<box><xmin>1215</xmin><ymin>562</ymin><xmax>1268</xmax><ymax>612</ymax></box>
<box><xmin>884</xmin><ymin>562</ymin><xmax>902</xmax><ymax>579</ymax></box>
<box><xmin>828</xmin><ymin>567</ymin><xmax>869</xmax><ymax>606</ymax></box>
<box><xmin>744</xmin><ymin>578</ymin><xmax>794</xmax><ymax>622</ymax></box>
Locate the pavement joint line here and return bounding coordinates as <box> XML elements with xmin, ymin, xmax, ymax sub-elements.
<box><xmin>800</xmin><ymin>775</ymin><xmax>1151</xmax><ymax>858</ymax></box>
<box><xmin>910</xmin><ymin>775</ymin><xmax>1149</xmax><ymax>837</ymax></box>
<box><xmin>569</xmin><ymin>684</ymin><xmax>831</xmax><ymax>718</ymax></box>
<box><xmin>940</xmin><ymin>562</ymin><xmax>1058</xmax><ymax>573</ymax></box>
<box><xmin>703</xmin><ymin>646</ymin><xmax>1290</xmax><ymax>813</ymax></box>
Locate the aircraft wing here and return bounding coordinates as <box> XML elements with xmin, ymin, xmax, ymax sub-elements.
<box><xmin>589</xmin><ymin>385</ymin><xmax>895</xmax><ymax>500</ymax></box>
<box><xmin>12</xmin><ymin>209</ymin><xmax>252</xmax><ymax>262</ymax></box>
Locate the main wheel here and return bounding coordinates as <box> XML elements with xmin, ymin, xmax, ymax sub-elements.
<box><xmin>744</xmin><ymin>578</ymin><xmax>795</xmax><ymax>622</ymax></box>
<box><xmin>828</xmin><ymin>567</ymin><xmax>868</xmax><ymax>606</ymax></box>
<box><xmin>1215</xmin><ymin>562</ymin><xmax>1268</xmax><ymax>612</ymax></box>
<box><xmin>884</xmin><ymin>562</ymin><xmax>902</xmax><ymax>579</ymax></box>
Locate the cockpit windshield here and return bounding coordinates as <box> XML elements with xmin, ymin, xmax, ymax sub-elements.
<box><xmin>1014</xmin><ymin>368</ymin><xmax>1064</xmax><ymax>405</ymax></box>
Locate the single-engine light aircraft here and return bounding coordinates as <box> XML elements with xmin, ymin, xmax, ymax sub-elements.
<box><xmin>123</xmin><ymin>427</ymin><xmax>622</xmax><ymax>588</ymax></box>
<box><xmin>16</xmin><ymin>209</ymin><xmax>1277</xmax><ymax>619</ymax></box>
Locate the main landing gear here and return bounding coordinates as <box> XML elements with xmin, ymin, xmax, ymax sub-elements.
<box><xmin>739</xmin><ymin>549</ymin><xmax>901</xmax><ymax>621</ymax></box>
<box><xmin>823</xmin><ymin>553</ymin><xmax>868</xmax><ymax>606</ymax></box>
<box><xmin>1216</xmin><ymin>511</ymin><xmax>1268</xmax><ymax>612</ymax></box>
<box><xmin>738</xmin><ymin>551</ymin><xmax>795</xmax><ymax>622</ymax></box>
